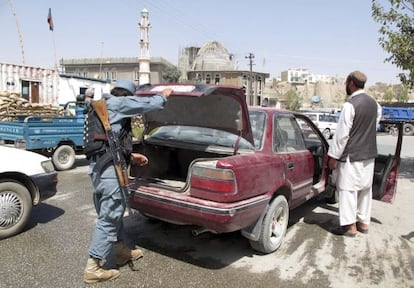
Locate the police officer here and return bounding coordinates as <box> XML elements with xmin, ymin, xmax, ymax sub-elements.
<box><xmin>84</xmin><ymin>79</ymin><xmax>172</xmax><ymax>283</ymax></box>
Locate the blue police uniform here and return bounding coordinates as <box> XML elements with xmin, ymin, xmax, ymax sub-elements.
<box><xmin>87</xmin><ymin>92</ymin><xmax>166</xmax><ymax>261</ymax></box>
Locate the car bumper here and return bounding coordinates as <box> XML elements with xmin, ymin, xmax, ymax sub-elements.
<box><xmin>31</xmin><ymin>172</ymin><xmax>58</xmax><ymax>203</ymax></box>
<box><xmin>129</xmin><ymin>185</ymin><xmax>270</xmax><ymax>233</ymax></box>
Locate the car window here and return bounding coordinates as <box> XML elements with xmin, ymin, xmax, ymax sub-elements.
<box><xmin>319</xmin><ymin>114</ymin><xmax>327</xmax><ymax>121</ymax></box>
<box><xmin>273</xmin><ymin>114</ymin><xmax>306</xmax><ymax>152</ymax></box>
<box><xmin>249</xmin><ymin>110</ymin><xmax>266</xmax><ymax>149</ymax></box>
<box><xmin>328</xmin><ymin>115</ymin><xmax>337</xmax><ymax>123</ymax></box>
<box><xmin>306</xmin><ymin>114</ymin><xmax>317</xmax><ymax>121</ymax></box>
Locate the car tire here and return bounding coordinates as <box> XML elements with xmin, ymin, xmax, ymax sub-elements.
<box><xmin>0</xmin><ymin>180</ymin><xmax>32</xmax><ymax>239</ymax></box>
<box><xmin>322</xmin><ymin>128</ymin><xmax>331</xmax><ymax>139</ymax></box>
<box><xmin>403</xmin><ymin>123</ymin><xmax>414</xmax><ymax>136</ymax></box>
<box><xmin>52</xmin><ymin>145</ymin><xmax>76</xmax><ymax>171</ymax></box>
<box><xmin>249</xmin><ymin>195</ymin><xmax>289</xmax><ymax>254</ymax></box>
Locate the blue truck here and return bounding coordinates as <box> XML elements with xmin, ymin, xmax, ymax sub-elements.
<box><xmin>381</xmin><ymin>103</ymin><xmax>414</xmax><ymax>136</ymax></box>
<box><xmin>0</xmin><ymin>102</ymin><xmax>85</xmax><ymax>170</ymax></box>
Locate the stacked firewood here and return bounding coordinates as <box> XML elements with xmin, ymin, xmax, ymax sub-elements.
<box><xmin>0</xmin><ymin>91</ymin><xmax>63</xmax><ymax>121</ymax></box>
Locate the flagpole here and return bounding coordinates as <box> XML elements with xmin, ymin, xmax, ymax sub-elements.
<box><xmin>8</xmin><ymin>0</ymin><xmax>25</xmax><ymax>65</ymax></box>
<box><xmin>52</xmin><ymin>31</ymin><xmax>58</xmax><ymax>71</ymax></box>
<box><xmin>47</xmin><ymin>8</ymin><xmax>58</xmax><ymax>72</ymax></box>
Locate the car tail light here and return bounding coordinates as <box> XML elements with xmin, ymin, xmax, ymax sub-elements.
<box><xmin>190</xmin><ymin>162</ymin><xmax>236</xmax><ymax>194</ymax></box>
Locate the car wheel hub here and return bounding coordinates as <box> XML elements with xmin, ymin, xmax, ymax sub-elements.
<box><xmin>270</xmin><ymin>207</ymin><xmax>285</xmax><ymax>239</ymax></box>
<box><xmin>59</xmin><ymin>152</ymin><xmax>69</xmax><ymax>164</ymax></box>
<box><xmin>0</xmin><ymin>192</ymin><xmax>23</xmax><ymax>229</ymax></box>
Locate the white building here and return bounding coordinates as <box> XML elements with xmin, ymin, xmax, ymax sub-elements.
<box><xmin>281</xmin><ymin>68</ymin><xmax>331</xmax><ymax>84</ymax></box>
<box><xmin>0</xmin><ymin>62</ymin><xmax>111</xmax><ymax>105</ymax></box>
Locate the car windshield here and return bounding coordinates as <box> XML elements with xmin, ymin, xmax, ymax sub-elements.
<box><xmin>146</xmin><ymin>110</ymin><xmax>266</xmax><ymax>150</ymax></box>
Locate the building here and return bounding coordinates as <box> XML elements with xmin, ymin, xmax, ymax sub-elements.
<box><xmin>0</xmin><ymin>62</ymin><xmax>58</xmax><ymax>104</ymax></box>
<box><xmin>280</xmin><ymin>68</ymin><xmax>334</xmax><ymax>85</ymax></box>
<box><xmin>60</xmin><ymin>56</ymin><xmax>174</xmax><ymax>85</ymax></box>
<box><xmin>178</xmin><ymin>41</ymin><xmax>269</xmax><ymax>106</ymax></box>
<box><xmin>281</xmin><ymin>68</ymin><xmax>309</xmax><ymax>84</ymax></box>
<box><xmin>0</xmin><ymin>62</ymin><xmax>111</xmax><ymax>105</ymax></box>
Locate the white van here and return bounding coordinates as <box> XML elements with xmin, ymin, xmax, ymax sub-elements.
<box><xmin>303</xmin><ymin>112</ymin><xmax>338</xmax><ymax>139</ymax></box>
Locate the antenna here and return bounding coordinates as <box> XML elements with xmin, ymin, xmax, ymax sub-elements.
<box><xmin>7</xmin><ymin>0</ymin><xmax>25</xmax><ymax>65</ymax></box>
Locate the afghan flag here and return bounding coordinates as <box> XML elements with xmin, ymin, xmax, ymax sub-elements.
<box><xmin>47</xmin><ymin>8</ymin><xmax>53</xmax><ymax>31</ymax></box>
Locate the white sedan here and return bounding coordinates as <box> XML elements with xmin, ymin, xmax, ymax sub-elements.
<box><xmin>0</xmin><ymin>145</ymin><xmax>58</xmax><ymax>239</ymax></box>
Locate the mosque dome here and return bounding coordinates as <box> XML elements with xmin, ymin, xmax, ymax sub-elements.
<box><xmin>192</xmin><ymin>41</ymin><xmax>234</xmax><ymax>71</ymax></box>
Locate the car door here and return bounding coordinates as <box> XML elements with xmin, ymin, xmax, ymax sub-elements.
<box><xmin>273</xmin><ymin>114</ymin><xmax>314</xmax><ymax>206</ymax></box>
<box><xmin>372</xmin><ymin>120</ymin><xmax>402</xmax><ymax>203</ymax></box>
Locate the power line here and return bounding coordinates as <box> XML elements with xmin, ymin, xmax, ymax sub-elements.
<box><xmin>142</xmin><ymin>1</ymin><xmax>223</xmax><ymax>44</ymax></box>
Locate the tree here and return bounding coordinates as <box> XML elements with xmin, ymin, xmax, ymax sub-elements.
<box><xmin>162</xmin><ymin>66</ymin><xmax>181</xmax><ymax>83</ymax></box>
<box><xmin>372</xmin><ymin>0</ymin><xmax>414</xmax><ymax>87</ymax></box>
<box><xmin>284</xmin><ymin>89</ymin><xmax>301</xmax><ymax>111</ymax></box>
<box><xmin>396</xmin><ymin>84</ymin><xmax>410</xmax><ymax>102</ymax></box>
<box><xmin>383</xmin><ymin>85</ymin><xmax>394</xmax><ymax>103</ymax></box>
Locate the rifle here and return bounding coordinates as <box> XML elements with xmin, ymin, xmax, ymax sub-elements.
<box><xmin>91</xmin><ymin>99</ymin><xmax>133</xmax><ymax>215</ymax></box>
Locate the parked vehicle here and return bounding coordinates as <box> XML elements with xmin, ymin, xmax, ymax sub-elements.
<box><xmin>381</xmin><ymin>104</ymin><xmax>414</xmax><ymax>136</ymax></box>
<box><xmin>0</xmin><ymin>101</ymin><xmax>86</xmax><ymax>170</ymax></box>
<box><xmin>127</xmin><ymin>84</ymin><xmax>401</xmax><ymax>254</ymax></box>
<box><xmin>302</xmin><ymin>111</ymin><xmax>338</xmax><ymax>139</ymax></box>
<box><xmin>0</xmin><ymin>145</ymin><xmax>58</xmax><ymax>239</ymax></box>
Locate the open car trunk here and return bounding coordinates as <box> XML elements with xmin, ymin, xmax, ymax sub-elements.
<box><xmin>130</xmin><ymin>142</ymin><xmax>239</xmax><ymax>190</ymax></box>
<box><xmin>129</xmin><ymin>84</ymin><xmax>254</xmax><ymax>190</ymax></box>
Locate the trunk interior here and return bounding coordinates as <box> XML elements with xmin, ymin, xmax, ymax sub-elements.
<box><xmin>130</xmin><ymin>143</ymin><xmax>230</xmax><ymax>190</ymax></box>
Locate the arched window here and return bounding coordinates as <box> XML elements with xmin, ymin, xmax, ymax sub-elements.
<box><xmin>205</xmin><ymin>74</ymin><xmax>211</xmax><ymax>84</ymax></box>
<box><xmin>195</xmin><ymin>73</ymin><xmax>202</xmax><ymax>83</ymax></box>
<box><xmin>215</xmin><ymin>74</ymin><xmax>220</xmax><ymax>84</ymax></box>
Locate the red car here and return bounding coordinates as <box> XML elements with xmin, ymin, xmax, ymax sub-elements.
<box><xmin>128</xmin><ymin>84</ymin><xmax>400</xmax><ymax>254</ymax></box>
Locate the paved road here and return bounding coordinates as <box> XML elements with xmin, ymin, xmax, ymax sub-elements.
<box><xmin>0</xmin><ymin>135</ymin><xmax>413</xmax><ymax>288</ymax></box>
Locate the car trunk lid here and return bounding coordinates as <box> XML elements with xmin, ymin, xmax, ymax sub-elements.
<box><xmin>136</xmin><ymin>84</ymin><xmax>254</xmax><ymax>146</ymax></box>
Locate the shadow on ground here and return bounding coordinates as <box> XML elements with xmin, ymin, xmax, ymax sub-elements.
<box><xmin>399</xmin><ymin>156</ymin><xmax>414</xmax><ymax>181</ymax></box>
<box><xmin>23</xmin><ymin>203</ymin><xmax>65</xmax><ymax>233</ymax></box>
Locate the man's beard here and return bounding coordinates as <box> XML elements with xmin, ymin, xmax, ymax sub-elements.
<box><xmin>346</xmin><ymin>86</ymin><xmax>352</xmax><ymax>96</ymax></box>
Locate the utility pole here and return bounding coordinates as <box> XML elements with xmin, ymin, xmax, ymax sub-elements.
<box><xmin>245</xmin><ymin>53</ymin><xmax>255</xmax><ymax>105</ymax></box>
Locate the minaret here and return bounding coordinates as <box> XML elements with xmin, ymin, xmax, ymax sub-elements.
<box><xmin>138</xmin><ymin>8</ymin><xmax>151</xmax><ymax>85</ymax></box>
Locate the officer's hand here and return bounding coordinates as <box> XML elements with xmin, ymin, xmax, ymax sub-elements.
<box><xmin>161</xmin><ymin>88</ymin><xmax>173</xmax><ymax>98</ymax></box>
<box><xmin>328</xmin><ymin>158</ymin><xmax>337</xmax><ymax>170</ymax></box>
<box><xmin>131</xmin><ymin>153</ymin><xmax>149</xmax><ymax>166</ymax></box>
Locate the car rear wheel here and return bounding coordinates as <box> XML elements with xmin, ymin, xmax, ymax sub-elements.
<box><xmin>249</xmin><ymin>195</ymin><xmax>289</xmax><ymax>254</ymax></box>
<box><xmin>0</xmin><ymin>181</ymin><xmax>32</xmax><ymax>239</ymax></box>
<box><xmin>52</xmin><ymin>145</ymin><xmax>76</xmax><ymax>171</ymax></box>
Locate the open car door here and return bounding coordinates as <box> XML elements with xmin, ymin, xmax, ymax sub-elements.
<box><xmin>372</xmin><ymin>120</ymin><xmax>403</xmax><ymax>203</ymax></box>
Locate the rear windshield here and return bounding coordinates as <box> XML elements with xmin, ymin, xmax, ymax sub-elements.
<box><xmin>146</xmin><ymin>110</ymin><xmax>266</xmax><ymax>151</ymax></box>
<box><xmin>147</xmin><ymin>126</ymin><xmax>255</xmax><ymax>150</ymax></box>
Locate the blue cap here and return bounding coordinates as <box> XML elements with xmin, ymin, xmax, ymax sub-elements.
<box><xmin>114</xmin><ymin>79</ymin><xmax>136</xmax><ymax>95</ymax></box>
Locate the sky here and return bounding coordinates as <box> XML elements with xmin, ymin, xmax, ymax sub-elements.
<box><xmin>0</xmin><ymin>0</ymin><xmax>403</xmax><ymax>85</ymax></box>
